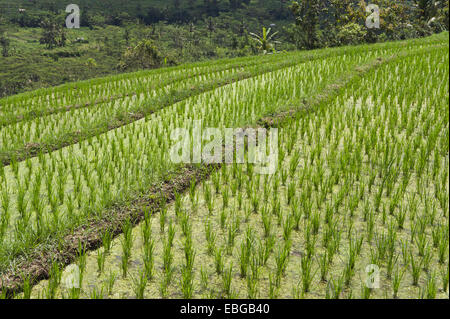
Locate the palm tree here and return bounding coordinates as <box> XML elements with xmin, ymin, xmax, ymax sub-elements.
<box><xmin>249</xmin><ymin>27</ymin><xmax>280</xmax><ymax>54</ymax></box>
<box><xmin>414</xmin><ymin>0</ymin><xmax>439</xmax><ymax>22</ymax></box>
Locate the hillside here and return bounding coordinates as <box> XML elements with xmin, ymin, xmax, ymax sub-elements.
<box><xmin>0</xmin><ymin>1</ymin><xmax>448</xmax><ymax>98</ymax></box>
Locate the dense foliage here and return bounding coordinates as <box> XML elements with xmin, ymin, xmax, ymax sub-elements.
<box><xmin>0</xmin><ymin>0</ymin><xmax>448</xmax><ymax>97</ymax></box>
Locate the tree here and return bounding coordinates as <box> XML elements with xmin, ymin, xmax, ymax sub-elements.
<box><xmin>290</xmin><ymin>0</ymin><xmax>323</xmax><ymax>49</ymax></box>
<box><xmin>249</xmin><ymin>27</ymin><xmax>280</xmax><ymax>54</ymax></box>
<box><xmin>204</xmin><ymin>0</ymin><xmax>220</xmax><ymax>16</ymax></box>
<box><xmin>39</xmin><ymin>15</ymin><xmax>66</xmax><ymax>49</ymax></box>
<box><xmin>124</xmin><ymin>28</ymin><xmax>131</xmax><ymax>46</ymax></box>
<box><xmin>85</xmin><ymin>58</ymin><xmax>97</xmax><ymax>70</ymax></box>
<box><xmin>118</xmin><ymin>40</ymin><xmax>163</xmax><ymax>70</ymax></box>
<box><xmin>415</xmin><ymin>0</ymin><xmax>449</xmax><ymax>30</ymax></box>
<box><xmin>206</xmin><ymin>17</ymin><xmax>216</xmax><ymax>43</ymax></box>
<box><xmin>414</xmin><ymin>0</ymin><xmax>440</xmax><ymax>22</ymax></box>
<box><xmin>145</xmin><ymin>7</ymin><xmax>165</xmax><ymax>24</ymax></box>
<box><xmin>0</xmin><ymin>32</ymin><xmax>10</xmax><ymax>57</ymax></box>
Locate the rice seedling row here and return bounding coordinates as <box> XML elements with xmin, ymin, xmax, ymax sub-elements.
<box><xmin>0</xmin><ymin>42</ymin><xmax>402</xmax><ymax>167</ymax></box>
<box><xmin>0</xmin><ymin>54</ymin><xmax>288</xmax><ymax>127</ymax></box>
<box><xmin>2</xmin><ymin>32</ymin><xmax>444</xmax><ymax>126</ymax></box>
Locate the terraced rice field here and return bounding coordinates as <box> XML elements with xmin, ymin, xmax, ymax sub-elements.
<box><xmin>0</xmin><ymin>33</ymin><xmax>448</xmax><ymax>299</ymax></box>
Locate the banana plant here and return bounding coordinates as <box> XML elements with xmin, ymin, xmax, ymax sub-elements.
<box><xmin>249</xmin><ymin>27</ymin><xmax>280</xmax><ymax>54</ymax></box>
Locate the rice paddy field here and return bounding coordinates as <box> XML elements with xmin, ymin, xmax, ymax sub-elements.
<box><xmin>0</xmin><ymin>32</ymin><xmax>448</xmax><ymax>300</ymax></box>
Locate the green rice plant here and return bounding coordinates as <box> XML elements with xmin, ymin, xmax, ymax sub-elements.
<box><xmin>89</xmin><ymin>286</ymin><xmax>105</xmax><ymax>299</ymax></box>
<box><xmin>67</xmin><ymin>286</ymin><xmax>81</xmax><ymax>300</ymax></box>
<box><xmin>261</xmin><ymin>209</ymin><xmax>273</xmax><ymax>238</ymax></box>
<box><xmin>21</xmin><ymin>273</ymin><xmax>32</xmax><ymax>299</ymax></box>
<box><xmin>174</xmin><ymin>191</ymin><xmax>182</xmax><ymax>219</ymax></box>
<box><xmin>101</xmin><ymin>229</ymin><xmax>113</xmax><ymax>255</ymax></box>
<box><xmin>263</xmin><ymin>235</ymin><xmax>276</xmax><ymax>266</ymax></box>
<box><xmin>386</xmin><ymin>250</ymin><xmax>398</xmax><ymax>279</ymax></box>
<box><xmin>326</xmin><ymin>274</ymin><xmax>344</xmax><ymax>299</ymax></box>
<box><xmin>422</xmin><ymin>247</ymin><xmax>433</xmax><ymax>273</ymax></box>
<box><xmin>214</xmin><ymin>247</ymin><xmax>224</xmax><ymax>275</ymax></box>
<box><xmin>251</xmin><ymin>192</ymin><xmax>260</xmax><ymax>213</ymax></box>
<box><xmin>222</xmin><ymin>187</ymin><xmax>229</xmax><ymax>209</ymax></box>
<box><xmin>392</xmin><ymin>266</ymin><xmax>406</xmax><ymax>298</ymax></box>
<box><xmin>160</xmin><ymin>266</ymin><xmax>174</xmax><ymax>298</ymax></box>
<box><xmin>160</xmin><ymin>204</ymin><xmax>167</xmax><ymax>233</ymax></box>
<box><xmin>163</xmin><ymin>238</ymin><xmax>174</xmax><ymax>276</ymax></box>
<box><xmin>180</xmin><ymin>266</ymin><xmax>195</xmax><ymax>299</ymax></box>
<box><xmin>141</xmin><ymin>215</ymin><xmax>152</xmax><ymax>245</ymax></box>
<box><xmin>132</xmin><ymin>270</ymin><xmax>148</xmax><ymax>299</ymax></box>
<box><xmin>282</xmin><ymin>215</ymin><xmax>294</xmax><ymax>242</ymax></box>
<box><xmin>425</xmin><ymin>272</ymin><xmax>437</xmax><ymax>299</ymax></box>
<box><xmin>269</xmin><ymin>273</ymin><xmax>280</xmax><ymax>299</ymax></box>
<box><xmin>410</xmin><ymin>251</ymin><xmax>423</xmax><ymax>286</ymax></box>
<box><xmin>395</xmin><ymin>208</ymin><xmax>407</xmax><ymax>230</ymax></box>
<box><xmin>120</xmin><ymin>220</ymin><xmax>134</xmax><ymax>278</ymax></box>
<box><xmin>438</xmin><ymin>237</ymin><xmax>449</xmax><ymax>264</ymax></box>
<box><xmin>76</xmin><ymin>240</ymin><xmax>87</xmax><ymax>277</ymax></box>
<box><xmin>287</xmin><ymin>181</ymin><xmax>296</xmax><ymax>205</ymax></box>
<box><xmin>360</xmin><ymin>283</ymin><xmax>372</xmax><ymax>299</ymax></box>
<box><xmin>291</xmin><ymin>282</ymin><xmax>302</xmax><ymax>299</ymax></box>
<box><xmin>47</xmin><ymin>260</ymin><xmax>62</xmax><ymax>299</ymax></box>
<box><xmin>212</xmin><ymin>172</ymin><xmax>221</xmax><ymax>194</ymax></box>
<box><xmin>106</xmin><ymin>271</ymin><xmax>117</xmax><ymax>296</ymax></box>
<box><xmin>249</xmin><ymin>254</ymin><xmax>260</xmax><ymax>281</ymax></box>
<box><xmin>319</xmin><ymin>252</ymin><xmax>329</xmax><ymax>282</ymax></box>
<box><xmin>239</xmin><ymin>241</ymin><xmax>251</xmax><ymax>278</ymax></box>
<box><xmin>226</xmin><ymin>222</ymin><xmax>238</xmax><ymax>255</ymax></box>
<box><xmin>275</xmin><ymin>241</ymin><xmax>290</xmax><ymax>279</ymax></box>
<box><xmin>184</xmin><ymin>236</ymin><xmax>196</xmax><ymax>272</ymax></box>
<box><xmin>401</xmin><ymin>240</ymin><xmax>410</xmax><ymax>266</ymax></box>
<box><xmin>415</xmin><ymin>231</ymin><xmax>428</xmax><ymax>257</ymax></box>
<box><xmin>203</xmin><ymin>184</ymin><xmax>214</xmax><ymax>215</ymax></box>
<box><xmin>231</xmin><ymin>179</ymin><xmax>239</xmax><ymax>197</ymax></box>
<box><xmin>121</xmin><ymin>253</ymin><xmax>130</xmax><ymax>279</ymax></box>
<box><xmin>300</xmin><ymin>255</ymin><xmax>315</xmax><ymax>293</ymax></box>
<box><xmin>322</xmin><ymin>224</ymin><xmax>332</xmax><ymax>249</ymax></box>
<box><xmin>343</xmin><ymin>257</ymin><xmax>356</xmax><ymax>288</ymax></box>
<box><xmin>222</xmin><ymin>262</ymin><xmax>233</xmax><ymax>298</ymax></box>
<box><xmin>167</xmin><ymin>220</ymin><xmax>176</xmax><ymax>248</ymax></box>
<box><xmin>246</xmin><ymin>272</ymin><xmax>259</xmax><ymax>299</ymax></box>
<box><xmin>200</xmin><ymin>266</ymin><xmax>209</xmax><ymax>292</ymax></box>
<box><xmin>189</xmin><ymin>178</ymin><xmax>197</xmax><ymax>210</ymax></box>
<box><xmin>431</xmin><ymin>226</ymin><xmax>442</xmax><ymax>248</ymax></box>
<box><xmin>97</xmin><ymin>249</ymin><xmax>106</xmax><ymax>275</ymax></box>
<box><xmin>245</xmin><ymin>178</ymin><xmax>253</xmax><ymax>200</ymax></box>
<box><xmin>441</xmin><ymin>265</ymin><xmax>449</xmax><ymax>293</ymax></box>
<box><xmin>310</xmin><ymin>211</ymin><xmax>321</xmax><ymax>235</ymax></box>
<box><xmin>205</xmin><ymin>219</ymin><xmax>217</xmax><ymax>256</ymax></box>
<box><xmin>375</xmin><ymin>233</ymin><xmax>388</xmax><ymax>261</ymax></box>
<box><xmin>281</xmin><ymin>168</ymin><xmax>288</xmax><ymax>186</ymax></box>
<box><xmin>291</xmin><ymin>199</ymin><xmax>302</xmax><ymax>231</ymax></box>
<box><xmin>220</xmin><ymin>209</ymin><xmax>227</xmax><ymax>230</ymax></box>
<box><xmin>244</xmin><ymin>204</ymin><xmax>252</xmax><ymax>223</ymax></box>
<box><xmin>143</xmin><ymin>238</ymin><xmax>155</xmax><ymax>280</ymax></box>
<box><xmin>180</xmin><ymin>211</ymin><xmax>192</xmax><ymax>237</ymax></box>
<box><xmin>237</xmin><ymin>192</ymin><xmax>243</xmax><ymax>211</ymax></box>
<box><xmin>366</xmin><ymin>209</ymin><xmax>376</xmax><ymax>243</ymax></box>
<box><xmin>304</xmin><ymin>225</ymin><xmax>317</xmax><ymax>259</ymax></box>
